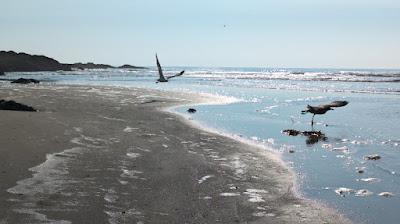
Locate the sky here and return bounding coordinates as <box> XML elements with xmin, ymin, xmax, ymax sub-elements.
<box><xmin>0</xmin><ymin>0</ymin><xmax>399</xmax><ymax>68</ymax></box>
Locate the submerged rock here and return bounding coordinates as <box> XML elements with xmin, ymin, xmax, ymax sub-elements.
<box><xmin>355</xmin><ymin>189</ymin><xmax>373</xmax><ymax>197</ymax></box>
<box><xmin>364</xmin><ymin>154</ymin><xmax>381</xmax><ymax>161</ymax></box>
<box><xmin>187</xmin><ymin>108</ymin><xmax>197</xmax><ymax>113</ymax></box>
<box><xmin>335</xmin><ymin>187</ymin><xmax>354</xmax><ymax>197</ymax></box>
<box><xmin>0</xmin><ymin>100</ymin><xmax>36</xmax><ymax>111</ymax></box>
<box><xmin>378</xmin><ymin>192</ymin><xmax>395</xmax><ymax>197</ymax></box>
<box><xmin>11</xmin><ymin>78</ymin><xmax>40</xmax><ymax>84</ymax></box>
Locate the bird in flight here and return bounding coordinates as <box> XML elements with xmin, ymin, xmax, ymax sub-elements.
<box><xmin>301</xmin><ymin>101</ymin><xmax>348</xmax><ymax>126</ymax></box>
<box><xmin>156</xmin><ymin>54</ymin><xmax>185</xmax><ymax>83</ymax></box>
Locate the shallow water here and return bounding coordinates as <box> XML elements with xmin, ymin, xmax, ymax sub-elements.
<box><xmin>2</xmin><ymin>67</ymin><xmax>400</xmax><ymax>223</ymax></box>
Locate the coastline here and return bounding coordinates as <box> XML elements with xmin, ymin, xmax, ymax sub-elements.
<box><xmin>0</xmin><ymin>84</ymin><xmax>350</xmax><ymax>223</ymax></box>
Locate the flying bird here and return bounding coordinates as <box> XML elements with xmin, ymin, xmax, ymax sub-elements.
<box><xmin>155</xmin><ymin>54</ymin><xmax>185</xmax><ymax>83</ymax></box>
<box><xmin>301</xmin><ymin>101</ymin><xmax>348</xmax><ymax>125</ymax></box>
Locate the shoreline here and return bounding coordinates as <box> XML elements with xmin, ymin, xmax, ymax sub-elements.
<box><xmin>0</xmin><ymin>84</ymin><xmax>350</xmax><ymax>223</ymax></box>
<box><xmin>162</xmin><ymin>90</ymin><xmax>351</xmax><ymax>220</ymax></box>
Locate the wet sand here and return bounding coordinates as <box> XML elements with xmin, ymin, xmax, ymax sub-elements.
<box><xmin>0</xmin><ymin>85</ymin><xmax>350</xmax><ymax>223</ymax></box>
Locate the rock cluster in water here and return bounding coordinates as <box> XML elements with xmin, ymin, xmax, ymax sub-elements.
<box><xmin>282</xmin><ymin>129</ymin><xmax>327</xmax><ymax>145</ymax></box>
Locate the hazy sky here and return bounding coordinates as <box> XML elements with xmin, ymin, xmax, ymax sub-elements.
<box><xmin>0</xmin><ymin>0</ymin><xmax>399</xmax><ymax>68</ymax></box>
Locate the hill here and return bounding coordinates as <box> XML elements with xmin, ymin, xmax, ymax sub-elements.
<box><xmin>0</xmin><ymin>51</ymin><xmax>147</xmax><ymax>73</ymax></box>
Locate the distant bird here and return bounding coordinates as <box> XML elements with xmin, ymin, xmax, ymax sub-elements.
<box><xmin>301</xmin><ymin>101</ymin><xmax>348</xmax><ymax>125</ymax></box>
<box><xmin>155</xmin><ymin>54</ymin><xmax>185</xmax><ymax>83</ymax></box>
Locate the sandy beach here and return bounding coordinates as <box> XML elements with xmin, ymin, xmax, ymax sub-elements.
<box><xmin>0</xmin><ymin>85</ymin><xmax>349</xmax><ymax>224</ymax></box>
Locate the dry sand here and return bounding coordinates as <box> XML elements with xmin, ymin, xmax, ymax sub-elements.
<box><xmin>0</xmin><ymin>85</ymin><xmax>350</xmax><ymax>224</ymax></box>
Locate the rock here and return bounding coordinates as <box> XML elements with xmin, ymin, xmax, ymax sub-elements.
<box><xmin>11</xmin><ymin>78</ymin><xmax>40</xmax><ymax>84</ymax></box>
<box><xmin>335</xmin><ymin>187</ymin><xmax>354</xmax><ymax>197</ymax></box>
<box><xmin>288</xmin><ymin>149</ymin><xmax>295</xmax><ymax>153</ymax></box>
<box><xmin>0</xmin><ymin>100</ymin><xmax>36</xmax><ymax>111</ymax></box>
<box><xmin>187</xmin><ymin>108</ymin><xmax>197</xmax><ymax>113</ymax></box>
<box><xmin>357</xmin><ymin>170</ymin><xmax>364</xmax><ymax>174</ymax></box>
<box><xmin>364</xmin><ymin>154</ymin><xmax>381</xmax><ymax>160</ymax></box>
<box><xmin>378</xmin><ymin>192</ymin><xmax>395</xmax><ymax>197</ymax></box>
<box><xmin>355</xmin><ymin>189</ymin><xmax>373</xmax><ymax>197</ymax></box>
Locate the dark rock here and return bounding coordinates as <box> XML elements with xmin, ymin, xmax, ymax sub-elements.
<box><xmin>289</xmin><ymin>149</ymin><xmax>295</xmax><ymax>153</ymax></box>
<box><xmin>357</xmin><ymin>170</ymin><xmax>364</xmax><ymax>174</ymax></box>
<box><xmin>0</xmin><ymin>100</ymin><xmax>36</xmax><ymax>111</ymax></box>
<box><xmin>364</xmin><ymin>154</ymin><xmax>381</xmax><ymax>161</ymax></box>
<box><xmin>11</xmin><ymin>78</ymin><xmax>40</xmax><ymax>84</ymax></box>
<box><xmin>282</xmin><ymin>129</ymin><xmax>327</xmax><ymax>145</ymax></box>
<box><xmin>187</xmin><ymin>108</ymin><xmax>197</xmax><ymax>113</ymax></box>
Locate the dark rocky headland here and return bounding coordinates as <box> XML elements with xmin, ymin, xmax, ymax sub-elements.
<box><xmin>0</xmin><ymin>51</ymin><xmax>146</xmax><ymax>73</ymax></box>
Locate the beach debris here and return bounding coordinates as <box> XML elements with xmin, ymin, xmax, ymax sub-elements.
<box><xmin>187</xmin><ymin>108</ymin><xmax>197</xmax><ymax>113</ymax></box>
<box><xmin>282</xmin><ymin>129</ymin><xmax>327</xmax><ymax>145</ymax></box>
<box><xmin>335</xmin><ymin>187</ymin><xmax>354</xmax><ymax>197</ymax></box>
<box><xmin>364</xmin><ymin>154</ymin><xmax>381</xmax><ymax>160</ymax></box>
<box><xmin>0</xmin><ymin>99</ymin><xmax>36</xmax><ymax>112</ymax></box>
<box><xmin>155</xmin><ymin>54</ymin><xmax>184</xmax><ymax>83</ymax></box>
<box><xmin>282</xmin><ymin>129</ymin><xmax>300</xmax><ymax>136</ymax></box>
<box><xmin>355</xmin><ymin>189</ymin><xmax>373</xmax><ymax>197</ymax></box>
<box><xmin>301</xmin><ymin>100</ymin><xmax>348</xmax><ymax>126</ymax></box>
<box><xmin>378</xmin><ymin>192</ymin><xmax>395</xmax><ymax>197</ymax></box>
<box><xmin>356</xmin><ymin>167</ymin><xmax>366</xmax><ymax>174</ymax></box>
<box><xmin>11</xmin><ymin>78</ymin><xmax>40</xmax><ymax>84</ymax></box>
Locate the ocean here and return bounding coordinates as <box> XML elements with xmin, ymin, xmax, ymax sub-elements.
<box><xmin>2</xmin><ymin>67</ymin><xmax>400</xmax><ymax>223</ymax></box>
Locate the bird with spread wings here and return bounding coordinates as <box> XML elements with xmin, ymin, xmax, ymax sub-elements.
<box><xmin>301</xmin><ymin>101</ymin><xmax>348</xmax><ymax>125</ymax></box>
<box><xmin>156</xmin><ymin>54</ymin><xmax>185</xmax><ymax>83</ymax></box>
